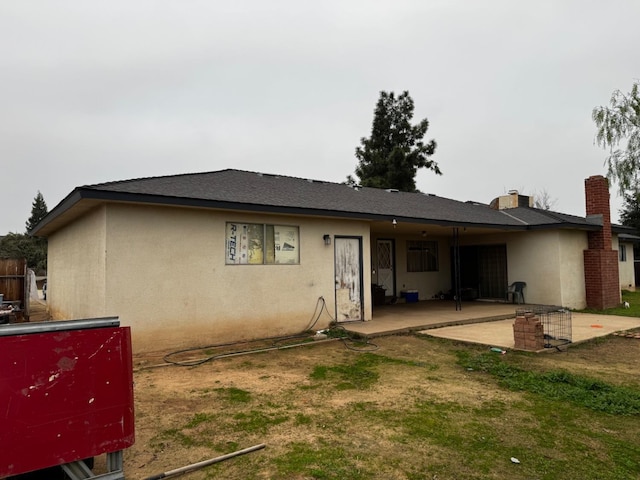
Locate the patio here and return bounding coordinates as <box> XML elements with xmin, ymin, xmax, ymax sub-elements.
<box><xmin>343</xmin><ymin>300</ymin><xmax>519</xmax><ymax>337</ymax></box>
<box><xmin>342</xmin><ymin>299</ymin><xmax>640</xmax><ymax>350</ymax></box>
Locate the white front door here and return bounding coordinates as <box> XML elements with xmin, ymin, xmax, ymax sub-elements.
<box><xmin>376</xmin><ymin>239</ymin><xmax>394</xmax><ymax>296</ymax></box>
<box><xmin>335</xmin><ymin>237</ymin><xmax>363</xmax><ymax>322</ymax></box>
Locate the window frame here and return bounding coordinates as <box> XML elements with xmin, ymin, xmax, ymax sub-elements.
<box><xmin>225</xmin><ymin>222</ymin><xmax>300</xmax><ymax>265</ymax></box>
<box><xmin>619</xmin><ymin>244</ymin><xmax>627</xmax><ymax>262</ymax></box>
<box><xmin>406</xmin><ymin>240</ymin><xmax>439</xmax><ymax>272</ymax></box>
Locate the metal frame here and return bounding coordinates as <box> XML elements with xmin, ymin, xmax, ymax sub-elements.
<box><xmin>0</xmin><ymin>316</ymin><xmax>119</xmax><ymax>336</ymax></box>
<box><xmin>62</xmin><ymin>452</ymin><xmax>125</xmax><ymax>480</ymax></box>
<box><xmin>452</xmin><ymin>228</ymin><xmax>462</xmax><ymax>311</ymax></box>
<box><xmin>517</xmin><ymin>306</ymin><xmax>572</xmax><ymax>348</ymax></box>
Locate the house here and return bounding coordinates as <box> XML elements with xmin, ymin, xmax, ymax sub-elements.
<box><xmin>32</xmin><ymin>171</ymin><xmax>633</xmax><ymax>353</ymax></box>
<box><xmin>618</xmin><ymin>233</ymin><xmax>640</xmax><ymax>289</ymax></box>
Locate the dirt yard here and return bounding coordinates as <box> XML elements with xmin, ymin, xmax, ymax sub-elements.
<box><xmin>120</xmin><ymin>332</ymin><xmax>640</xmax><ymax>480</ymax></box>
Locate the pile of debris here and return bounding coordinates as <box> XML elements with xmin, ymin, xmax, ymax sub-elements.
<box><xmin>0</xmin><ymin>302</ymin><xmax>17</xmax><ymax>324</ymax></box>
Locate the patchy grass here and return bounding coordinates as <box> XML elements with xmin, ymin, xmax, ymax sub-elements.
<box><xmin>578</xmin><ymin>289</ymin><xmax>640</xmax><ymax>317</ymax></box>
<box><xmin>273</xmin><ymin>441</ymin><xmax>372</xmax><ymax>480</ymax></box>
<box><xmin>131</xmin><ymin>335</ymin><xmax>640</xmax><ymax>480</ymax></box>
<box><xmin>214</xmin><ymin>386</ymin><xmax>252</xmax><ymax>403</ymax></box>
<box><xmin>457</xmin><ymin>350</ymin><xmax>640</xmax><ymax>415</ymax></box>
<box><xmin>310</xmin><ymin>352</ymin><xmax>438</xmax><ymax>390</ymax></box>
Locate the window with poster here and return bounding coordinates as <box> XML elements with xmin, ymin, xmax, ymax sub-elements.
<box><xmin>225</xmin><ymin>223</ymin><xmax>300</xmax><ymax>265</ymax></box>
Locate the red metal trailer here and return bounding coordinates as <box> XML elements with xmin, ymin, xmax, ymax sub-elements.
<box><xmin>0</xmin><ymin>317</ymin><xmax>135</xmax><ymax>479</ymax></box>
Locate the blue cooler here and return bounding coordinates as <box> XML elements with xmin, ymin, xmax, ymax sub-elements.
<box><xmin>402</xmin><ymin>290</ymin><xmax>419</xmax><ymax>303</ymax></box>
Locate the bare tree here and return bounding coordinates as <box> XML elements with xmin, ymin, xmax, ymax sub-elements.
<box><xmin>533</xmin><ymin>188</ymin><xmax>557</xmax><ymax>211</ymax></box>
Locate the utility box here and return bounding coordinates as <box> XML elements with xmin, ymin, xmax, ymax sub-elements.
<box><xmin>0</xmin><ymin>317</ymin><xmax>135</xmax><ymax>478</ymax></box>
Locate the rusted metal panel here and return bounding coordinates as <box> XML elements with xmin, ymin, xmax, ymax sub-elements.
<box><xmin>0</xmin><ymin>323</ymin><xmax>135</xmax><ymax>477</ymax></box>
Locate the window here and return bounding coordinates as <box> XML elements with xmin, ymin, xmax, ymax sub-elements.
<box><xmin>407</xmin><ymin>240</ymin><xmax>438</xmax><ymax>272</ymax></box>
<box><xmin>619</xmin><ymin>244</ymin><xmax>627</xmax><ymax>262</ymax></box>
<box><xmin>226</xmin><ymin>223</ymin><xmax>299</xmax><ymax>264</ymax></box>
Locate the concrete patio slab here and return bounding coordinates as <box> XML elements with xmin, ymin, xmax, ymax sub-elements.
<box><xmin>341</xmin><ymin>300</ymin><xmax>640</xmax><ymax>352</ymax></box>
<box><xmin>343</xmin><ymin>300</ymin><xmax>520</xmax><ymax>337</ymax></box>
<box><xmin>420</xmin><ymin>312</ymin><xmax>640</xmax><ymax>350</ymax></box>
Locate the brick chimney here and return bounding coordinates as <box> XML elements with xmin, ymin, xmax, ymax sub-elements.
<box><xmin>583</xmin><ymin>175</ymin><xmax>620</xmax><ymax>309</ymax></box>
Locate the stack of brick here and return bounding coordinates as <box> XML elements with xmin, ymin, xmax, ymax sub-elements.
<box><xmin>513</xmin><ymin>311</ymin><xmax>544</xmax><ymax>351</ymax></box>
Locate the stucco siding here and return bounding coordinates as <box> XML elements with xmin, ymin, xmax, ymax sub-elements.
<box><xmin>47</xmin><ymin>206</ymin><xmax>107</xmax><ymax>320</ymax></box>
<box><xmin>390</xmin><ymin>235</ymin><xmax>451</xmax><ymax>300</ymax></box>
<box><xmin>505</xmin><ymin>231</ymin><xmax>563</xmax><ymax>306</ymax></box>
<box><xmin>102</xmin><ymin>204</ymin><xmax>370</xmax><ymax>353</ymax></box>
<box><xmin>615</xmin><ymin>237</ymin><xmax>635</xmax><ymax>289</ymax></box>
<box><xmin>506</xmin><ymin>230</ymin><xmax>588</xmax><ymax>308</ymax></box>
<box><xmin>459</xmin><ymin>230</ymin><xmax>588</xmax><ymax>308</ymax></box>
<box><xmin>557</xmin><ymin>230</ymin><xmax>589</xmax><ymax>308</ymax></box>
<box><xmin>369</xmin><ymin>234</ymin><xmax>452</xmax><ymax>301</ymax></box>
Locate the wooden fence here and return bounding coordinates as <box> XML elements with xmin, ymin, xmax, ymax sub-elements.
<box><xmin>0</xmin><ymin>258</ymin><xmax>28</xmax><ymax>317</ymax></box>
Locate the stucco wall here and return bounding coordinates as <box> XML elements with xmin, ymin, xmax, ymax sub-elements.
<box><xmin>47</xmin><ymin>206</ymin><xmax>108</xmax><ymax>320</ymax></box>
<box><xmin>615</xmin><ymin>237</ymin><xmax>635</xmax><ymax>289</ymax></box>
<box><xmin>460</xmin><ymin>229</ymin><xmax>588</xmax><ymax>309</ymax></box>
<box><xmin>557</xmin><ymin>230</ymin><xmax>589</xmax><ymax>308</ymax></box>
<box><xmin>100</xmin><ymin>204</ymin><xmax>371</xmax><ymax>353</ymax></box>
<box><xmin>508</xmin><ymin>230</ymin><xmax>588</xmax><ymax>308</ymax></box>
<box><xmin>396</xmin><ymin>237</ymin><xmax>451</xmax><ymax>300</ymax></box>
<box><xmin>369</xmin><ymin>229</ymin><xmax>590</xmax><ymax>307</ymax></box>
<box><xmin>372</xmin><ymin>235</ymin><xmax>451</xmax><ymax>300</ymax></box>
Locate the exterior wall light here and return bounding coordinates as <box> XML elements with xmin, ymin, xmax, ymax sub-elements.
<box><xmin>392</xmin><ymin>219</ymin><xmax>397</xmax><ymax>228</ymax></box>
<box><xmin>323</xmin><ymin>234</ymin><xmax>331</xmax><ymax>246</ymax></box>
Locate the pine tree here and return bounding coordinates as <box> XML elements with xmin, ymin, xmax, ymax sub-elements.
<box><xmin>351</xmin><ymin>91</ymin><xmax>440</xmax><ymax>192</ymax></box>
<box><xmin>25</xmin><ymin>191</ymin><xmax>48</xmax><ymax>234</ymax></box>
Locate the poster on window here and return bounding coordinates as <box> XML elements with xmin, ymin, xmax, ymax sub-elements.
<box><xmin>273</xmin><ymin>225</ymin><xmax>299</xmax><ymax>264</ymax></box>
<box><xmin>226</xmin><ymin>223</ymin><xmax>264</xmax><ymax>264</ymax></box>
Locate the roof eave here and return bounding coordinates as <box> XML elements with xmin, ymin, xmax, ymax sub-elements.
<box><xmin>34</xmin><ymin>189</ymin><xmax>534</xmax><ymax>235</ymax></box>
<box><xmin>31</xmin><ymin>188</ymin><xmax>85</xmax><ymax>237</ymax></box>
<box><xmin>34</xmin><ymin>188</ymin><xmax>612</xmax><ymax>237</ymax></box>
<box><xmin>525</xmin><ymin>222</ymin><xmax>602</xmax><ymax>232</ymax></box>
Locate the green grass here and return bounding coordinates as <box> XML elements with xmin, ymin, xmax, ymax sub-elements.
<box><xmin>457</xmin><ymin>350</ymin><xmax>640</xmax><ymax>415</ymax></box>
<box><xmin>150</xmin><ymin>408</ymin><xmax>289</xmax><ymax>453</ymax></box>
<box><xmin>185</xmin><ymin>412</ymin><xmax>216</xmax><ymax>428</ymax></box>
<box><xmin>309</xmin><ymin>352</ymin><xmax>437</xmax><ymax>390</ymax></box>
<box><xmin>214</xmin><ymin>386</ymin><xmax>252</xmax><ymax>403</ymax></box>
<box><xmin>273</xmin><ymin>441</ymin><xmax>372</xmax><ymax>480</ymax></box>
<box><xmin>139</xmin><ymin>336</ymin><xmax>640</xmax><ymax>480</ymax></box>
<box><xmin>577</xmin><ymin>289</ymin><xmax>640</xmax><ymax>317</ymax></box>
<box><xmin>232</xmin><ymin>410</ymin><xmax>289</xmax><ymax>433</ymax></box>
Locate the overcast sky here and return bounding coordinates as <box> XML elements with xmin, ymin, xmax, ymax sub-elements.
<box><xmin>1</xmin><ymin>1</ymin><xmax>638</xmax><ymax>234</ymax></box>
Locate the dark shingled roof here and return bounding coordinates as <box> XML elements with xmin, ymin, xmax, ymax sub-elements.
<box><xmin>34</xmin><ymin>169</ymin><xmax>628</xmax><ymax>235</ymax></box>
